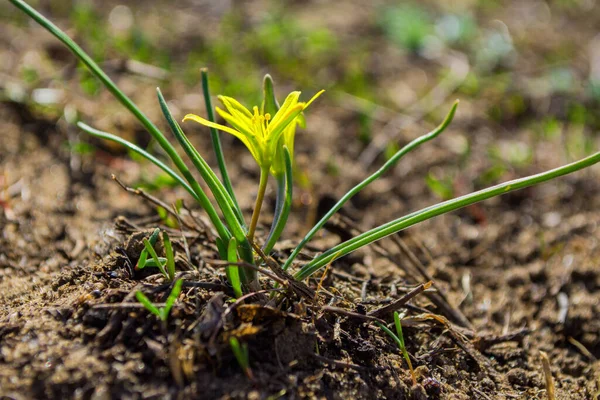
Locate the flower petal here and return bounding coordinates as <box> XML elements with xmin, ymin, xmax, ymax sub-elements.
<box><xmin>183</xmin><ymin>113</ymin><xmax>261</xmax><ymax>162</ymax></box>
<box><xmin>269</xmin><ymin>91</ymin><xmax>301</xmax><ymax>128</ymax></box>
<box><xmin>267</xmin><ymin>104</ymin><xmax>304</xmax><ymax>155</ymax></box>
<box><xmin>303</xmin><ymin>89</ymin><xmax>325</xmax><ymax>109</ymax></box>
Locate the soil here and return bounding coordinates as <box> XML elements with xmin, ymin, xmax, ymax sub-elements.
<box><xmin>1</xmin><ymin>1</ymin><xmax>600</xmax><ymax>399</ymax></box>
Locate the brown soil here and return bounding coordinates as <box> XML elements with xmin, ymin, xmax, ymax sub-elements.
<box><xmin>1</xmin><ymin>1</ymin><xmax>600</xmax><ymax>399</ymax></box>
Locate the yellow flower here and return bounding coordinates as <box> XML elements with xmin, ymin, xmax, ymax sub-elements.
<box><xmin>269</xmin><ymin>115</ymin><xmax>304</xmax><ymax>177</ymax></box>
<box><xmin>183</xmin><ymin>90</ymin><xmax>324</xmax><ymax>172</ymax></box>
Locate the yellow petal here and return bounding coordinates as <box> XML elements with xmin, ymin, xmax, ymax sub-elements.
<box><xmin>215</xmin><ymin>107</ymin><xmax>255</xmax><ymax>140</ymax></box>
<box><xmin>183</xmin><ymin>114</ymin><xmax>261</xmax><ymax>162</ymax></box>
<box><xmin>218</xmin><ymin>96</ymin><xmax>254</xmax><ymax>131</ymax></box>
<box><xmin>218</xmin><ymin>95</ymin><xmax>253</xmax><ymax>118</ymax></box>
<box><xmin>270</xmin><ymin>91</ymin><xmax>301</xmax><ymax>128</ymax></box>
<box><xmin>303</xmin><ymin>89</ymin><xmax>325</xmax><ymax>109</ymax></box>
<box><xmin>266</xmin><ymin>104</ymin><xmax>304</xmax><ymax>155</ymax></box>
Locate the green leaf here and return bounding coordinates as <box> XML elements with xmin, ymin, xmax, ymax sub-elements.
<box><xmin>296</xmin><ymin>148</ymin><xmax>600</xmax><ymax>279</ymax></box>
<box><xmin>143</xmin><ymin>237</ymin><xmax>168</xmax><ymax>279</ymax></box>
<box><xmin>8</xmin><ymin>0</ymin><xmax>230</xmax><ymax>241</ymax></box>
<box><xmin>226</xmin><ymin>237</ymin><xmax>243</xmax><ymax>298</ymax></box>
<box><xmin>283</xmin><ymin>101</ymin><xmax>459</xmax><ymax>270</ymax></box>
<box><xmin>263</xmin><ymin>146</ymin><xmax>293</xmax><ymax>254</ymax></box>
<box><xmin>162</xmin><ymin>279</ymin><xmax>183</xmax><ymax>321</ymax></box>
<box><xmin>144</xmin><ymin>257</ymin><xmax>167</xmax><ymax>268</ymax></box>
<box><xmin>135</xmin><ymin>291</ymin><xmax>162</xmax><ymax>318</ymax></box>
<box><xmin>77</xmin><ymin>123</ymin><xmax>197</xmax><ymax>199</ymax></box>
<box><xmin>163</xmin><ymin>231</ymin><xmax>176</xmax><ymax>281</ymax></box>
<box><xmin>137</xmin><ymin>228</ymin><xmax>161</xmax><ymax>270</ymax></box>
<box><xmin>155</xmin><ymin>87</ymin><xmax>255</xmax><ymax>275</ymax></box>
<box><xmin>201</xmin><ymin>68</ymin><xmax>242</xmax><ymax>219</ymax></box>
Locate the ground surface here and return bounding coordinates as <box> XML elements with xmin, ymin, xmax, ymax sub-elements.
<box><xmin>1</xmin><ymin>1</ymin><xmax>600</xmax><ymax>399</ymax></box>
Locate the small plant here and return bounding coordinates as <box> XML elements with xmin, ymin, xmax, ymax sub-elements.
<box><xmin>136</xmin><ymin>228</ymin><xmax>176</xmax><ymax>281</ymax></box>
<box><xmin>394</xmin><ymin>312</ymin><xmax>416</xmax><ymax>385</ymax></box>
<box><xmin>229</xmin><ymin>337</ymin><xmax>253</xmax><ymax>380</ymax></box>
<box><xmin>376</xmin><ymin>312</ymin><xmax>417</xmax><ymax>386</ymax></box>
<box><xmin>136</xmin><ymin>228</ymin><xmax>160</xmax><ymax>270</ymax></box>
<box><xmin>135</xmin><ymin>279</ymin><xmax>183</xmax><ymax>322</ymax></box>
<box><xmin>11</xmin><ymin>0</ymin><xmax>600</xmax><ymax>301</ymax></box>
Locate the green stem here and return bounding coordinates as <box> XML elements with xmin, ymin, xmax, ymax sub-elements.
<box><xmin>264</xmin><ymin>174</ymin><xmax>285</xmax><ymax>249</ymax></box>
<box><xmin>263</xmin><ymin>147</ymin><xmax>293</xmax><ymax>254</ymax></box>
<box><xmin>226</xmin><ymin>237</ymin><xmax>243</xmax><ymax>298</ymax></box>
<box><xmin>296</xmin><ymin>149</ymin><xmax>600</xmax><ymax>279</ymax></box>
<box><xmin>283</xmin><ymin>101</ymin><xmax>458</xmax><ymax>270</ymax></box>
<box><xmin>201</xmin><ymin>69</ymin><xmax>244</xmax><ymax>227</ymax></box>
<box><xmin>248</xmin><ymin>167</ymin><xmax>269</xmax><ymax>242</ymax></box>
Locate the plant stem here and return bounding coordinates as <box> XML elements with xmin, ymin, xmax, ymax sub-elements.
<box><xmin>263</xmin><ymin>147</ymin><xmax>294</xmax><ymax>254</ymax></box>
<box><xmin>248</xmin><ymin>167</ymin><xmax>269</xmax><ymax>242</ymax></box>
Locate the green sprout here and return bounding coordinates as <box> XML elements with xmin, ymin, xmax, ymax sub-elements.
<box><xmin>376</xmin><ymin>312</ymin><xmax>416</xmax><ymax>386</ymax></box>
<box><xmin>11</xmin><ymin>0</ymin><xmax>600</xmax><ymax>302</ymax></box>
<box><xmin>229</xmin><ymin>337</ymin><xmax>253</xmax><ymax>380</ymax></box>
<box><xmin>136</xmin><ymin>228</ymin><xmax>160</xmax><ymax>270</ymax></box>
<box><xmin>394</xmin><ymin>312</ymin><xmax>416</xmax><ymax>385</ymax></box>
<box><xmin>136</xmin><ymin>229</ymin><xmax>176</xmax><ymax>281</ymax></box>
<box><xmin>135</xmin><ymin>279</ymin><xmax>183</xmax><ymax>322</ymax></box>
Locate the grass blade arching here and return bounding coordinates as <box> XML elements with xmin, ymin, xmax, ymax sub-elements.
<box><xmin>201</xmin><ymin>68</ymin><xmax>242</xmax><ymax>221</ymax></box>
<box><xmin>283</xmin><ymin>100</ymin><xmax>459</xmax><ymax>270</ymax></box>
<box><xmin>296</xmin><ymin>149</ymin><xmax>600</xmax><ymax>279</ymax></box>
<box><xmin>77</xmin><ymin>122</ymin><xmax>197</xmax><ymax>200</ymax></box>
<box><xmin>8</xmin><ymin>0</ymin><xmax>232</xmax><ymax>241</ymax></box>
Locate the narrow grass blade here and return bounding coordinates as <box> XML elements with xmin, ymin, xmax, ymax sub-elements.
<box><xmin>137</xmin><ymin>228</ymin><xmax>161</xmax><ymax>270</ymax></box>
<box><xmin>135</xmin><ymin>291</ymin><xmax>162</xmax><ymax>319</ymax></box>
<box><xmin>144</xmin><ymin>258</ymin><xmax>167</xmax><ymax>268</ymax></box>
<box><xmin>156</xmin><ymin>88</ymin><xmax>245</xmax><ymax>229</ymax></box>
<box><xmin>394</xmin><ymin>312</ymin><xmax>416</xmax><ymax>385</ymax></box>
<box><xmin>229</xmin><ymin>337</ymin><xmax>253</xmax><ymax>380</ymax></box>
<box><xmin>162</xmin><ymin>279</ymin><xmax>183</xmax><ymax>321</ymax></box>
<box><xmin>201</xmin><ymin>68</ymin><xmax>242</xmax><ymax>220</ymax></box>
<box><xmin>163</xmin><ymin>231</ymin><xmax>176</xmax><ymax>281</ymax></box>
<box><xmin>263</xmin><ymin>146</ymin><xmax>293</xmax><ymax>254</ymax></box>
<box><xmin>376</xmin><ymin>322</ymin><xmax>402</xmax><ymax>347</ymax></box>
<box><xmin>283</xmin><ymin>101</ymin><xmax>458</xmax><ymax>270</ymax></box>
<box><xmin>155</xmin><ymin>88</ymin><xmax>255</xmax><ymax>271</ymax></box>
<box><xmin>226</xmin><ymin>237</ymin><xmax>243</xmax><ymax>298</ymax></box>
<box><xmin>296</xmin><ymin>149</ymin><xmax>600</xmax><ymax>279</ymax></box>
<box><xmin>77</xmin><ymin>122</ymin><xmax>197</xmax><ymax>199</ymax></box>
<box><xmin>143</xmin><ymin>238</ymin><xmax>168</xmax><ymax>279</ymax></box>
<box><xmin>9</xmin><ymin>0</ymin><xmax>231</xmax><ymax>241</ymax></box>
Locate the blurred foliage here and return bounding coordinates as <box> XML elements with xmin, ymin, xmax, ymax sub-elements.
<box><xmin>3</xmin><ymin>0</ymin><xmax>600</xmax><ymax>193</ymax></box>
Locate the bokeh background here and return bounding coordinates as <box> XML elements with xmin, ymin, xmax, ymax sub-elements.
<box><xmin>3</xmin><ymin>0</ymin><xmax>600</xmax><ymax>205</ymax></box>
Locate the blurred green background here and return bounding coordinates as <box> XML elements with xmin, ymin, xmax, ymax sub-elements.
<box><xmin>2</xmin><ymin>0</ymin><xmax>600</xmax><ymax>199</ymax></box>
